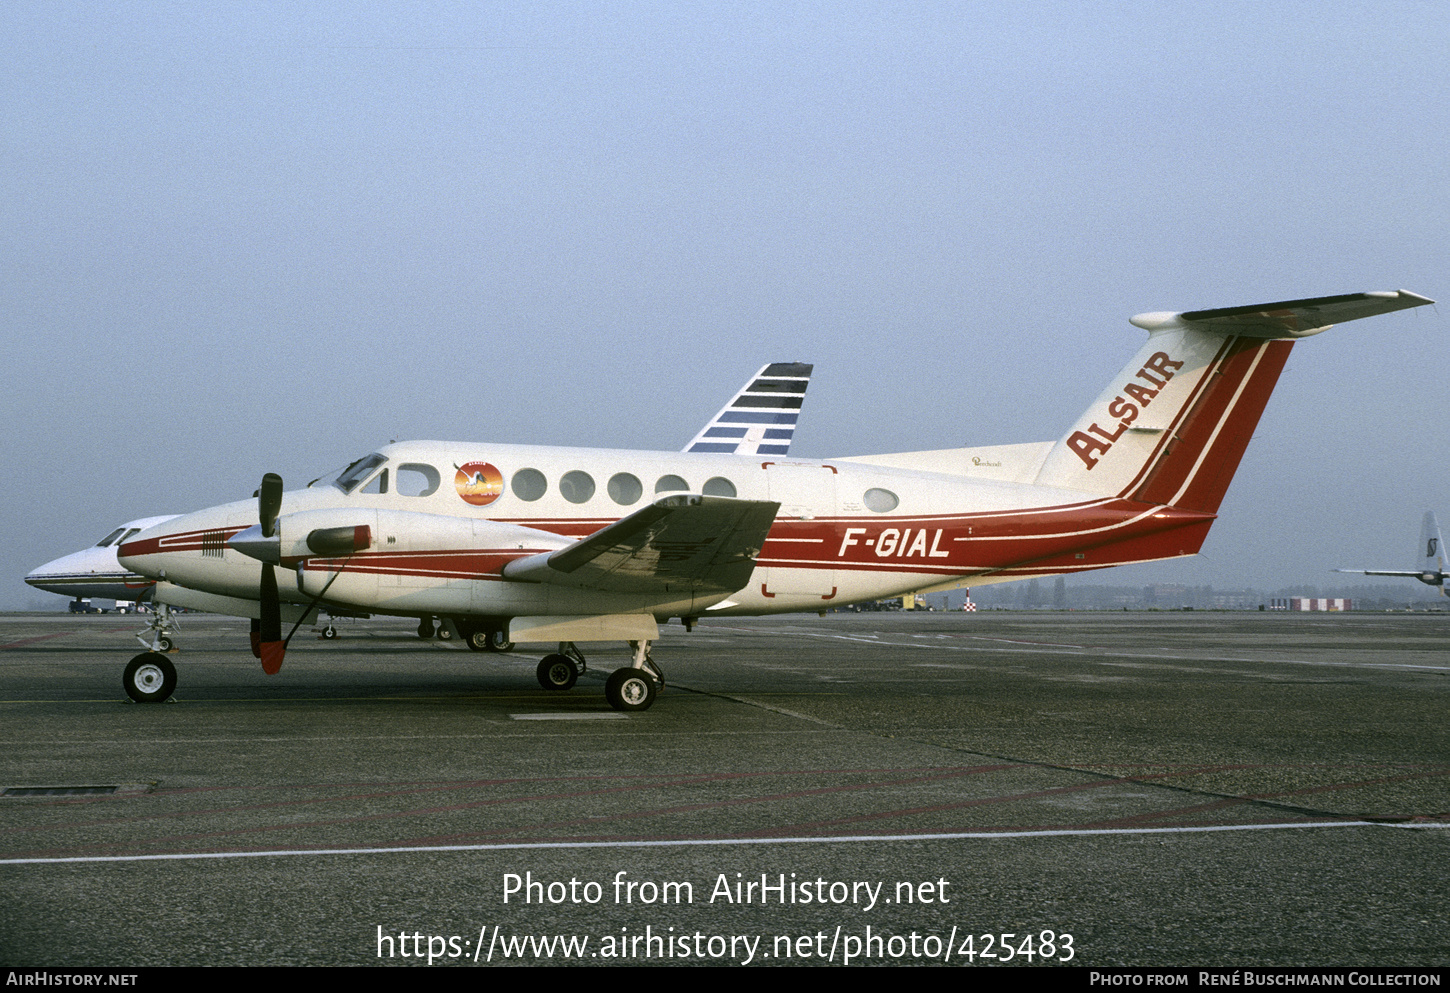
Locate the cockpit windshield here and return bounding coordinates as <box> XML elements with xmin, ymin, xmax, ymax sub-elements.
<box><xmin>95</xmin><ymin>527</ymin><xmax>128</xmax><ymax>548</ymax></box>
<box><xmin>333</xmin><ymin>453</ymin><xmax>388</xmax><ymax>494</ymax></box>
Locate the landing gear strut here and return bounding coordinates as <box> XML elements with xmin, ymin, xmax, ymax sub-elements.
<box><xmin>134</xmin><ymin>602</ymin><xmax>178</xmax><ymax>653</ymax></box>
<box><xmin>604</xmin><ymin>640</ymin><xmax>661</xmax><ymax>712</ymax></box>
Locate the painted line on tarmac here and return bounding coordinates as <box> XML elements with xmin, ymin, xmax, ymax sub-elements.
<box><xmin>4</xmin><ymin>820</ymin><xmax>1445</xmax><ymax>865</ymax></box>
<box><xmin>0</xmin><ymin>632</ymin><xmax>76</xmax><ymax>650</ymax></box>
<box><xmin>794</xmin><ymin>630</ymin><xmax>1450</xmax><ymax>672</ymax></box>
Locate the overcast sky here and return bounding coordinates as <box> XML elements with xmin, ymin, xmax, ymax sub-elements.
<box><xmin>5</xmin><ymin>1</ymin><xmax>1447</xmax><ymax>608</ymax></box>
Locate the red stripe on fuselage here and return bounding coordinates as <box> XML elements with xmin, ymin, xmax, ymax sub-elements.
<box><xmin>119</xmin><ymin>526</ymin><xmax>249</xmax><ymax>558</ymax></box>
<box><xmin>292</xmin><ymin>501</ymin><xmax>1211</xmax><ymax>584</ymax></box>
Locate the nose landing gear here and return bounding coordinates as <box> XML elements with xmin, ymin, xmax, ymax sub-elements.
<box><xmin>123</xmin><ymin>652</ymin><xmax>177</xmax><ymax>703</ymax></box>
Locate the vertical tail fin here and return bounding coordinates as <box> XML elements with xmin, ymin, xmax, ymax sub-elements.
<box><xmin>684</xmin><ymin>362</ymin><xmax>813</xmax><ymax>456</ymax></box>
<box><xmin>1417</xmin><ymin>511</ymin><xmax>1446</xmax><ymax>593</ymax></box>
<box><xmin>1034</xmin><ymin>291</ymin><xmax>1433</xmax><ymax>513</ymax></box>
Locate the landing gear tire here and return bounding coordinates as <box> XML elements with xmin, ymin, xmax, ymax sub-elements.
<box><xmin>417</xmin><ymin>618</ymin><xmax>435</xmax><ymax>639</ymax></box>
<box><xmin>321</xmin><ymin>625</ymin><xmax>338</xmax><ymax>640</ymax></box>
<box><xmin>436</xmin><ymin>624</ymin><xmax>452</xmax><ymax>641</ymax></box>
<box><xmin>156</xmin><ymin>636</ymin><xmax>174</xmax><ymax>653</ymax></box>
<box><xmin>537</xmin><ymin>654</ymin><xmax>579</xmax><ymax>691</ymax></box>
<box><xmin>605</xmin><ymin>667</ymin><xmax>657</xmax><ymax>712</ymax></box>
<box><xmin>465</xmin><ymin>626</ymin><xmax>514</xmax><ymax>652</ymax></box>
<box><xmin>123</xmin><ymin>652</ymin><xmax>176</xmax><ymax>704</ymax></box>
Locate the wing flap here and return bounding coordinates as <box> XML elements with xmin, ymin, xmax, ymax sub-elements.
<box><xmin>502</xmin><ymin>494</ymin><xmax>780</xmax><ymax>594</ymax></box>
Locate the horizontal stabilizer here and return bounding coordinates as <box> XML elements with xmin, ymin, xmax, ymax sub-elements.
<box><xmin>502</xmin><ymin>494</ymin><xmax>779</xmax><ymax>595</ymax></box>
<box><xmin>1131</xmin><ymin>290</ymin><xmax>1433</xmax><ymax>340</ymax></box>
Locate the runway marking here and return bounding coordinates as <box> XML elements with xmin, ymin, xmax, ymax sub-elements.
<box><xmin>0</xmin><ymin>632</ymin><xmax>76</xmax><ymax>650</ymax></box>
<box><xmin>3</xmin><ymin>767</ymin><xmax>1011</xmax><ymax>859</ymax></box>
<box><xmin>789</xmin><ymin>630</ymin><xmax>1450</xmax><ymax>673</ymax></box>
<box><xmin>3</xmin><ymin>820</ymin><xmax>1444</xmax><ymax>865</ymax></box>
<box><xmin>1083</xmin><ymin>767</ymin><xmax>1450</xmax><ymax>830</ymax></box>
<box><xmin>510</xmin><ymin>713</ymin><xmax>627</xmax><ymax>720</ymax></box>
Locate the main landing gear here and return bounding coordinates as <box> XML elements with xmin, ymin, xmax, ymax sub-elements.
<box><xmin>470</xmin><ymin>628</ymin><xmax>515</xmax><ymax>652</ymax></box>
<box><xmin>531</xmin><ymin>640</ymin><xmax>663</xmax><ymax>712</ymax></box>
<box><xmin>536</xmin><ymin>642</ymin><xmax>588</xmax><ymax>690</ymax></box>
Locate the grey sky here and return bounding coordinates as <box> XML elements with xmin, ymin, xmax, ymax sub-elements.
<box><xmin>5</xmin><ymin>1</ymin><xmax>1447</xmax><ymax>607</ymax></box>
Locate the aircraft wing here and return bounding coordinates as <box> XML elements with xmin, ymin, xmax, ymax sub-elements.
<box><xmin>501</xmin><ymin>494</ymin><xmax>780</xmax><ymax>595</ymax></box>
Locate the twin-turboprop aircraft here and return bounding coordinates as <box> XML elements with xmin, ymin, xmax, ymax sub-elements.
<box><xmin>117</xmin><ymin>291</ymin><xmax>1431</xmax><ymax>710</ymax></box>
<box><xmin>29</xmin><ymin>363</ymin><xmax>813</xmax><ymax>654</ymax></box>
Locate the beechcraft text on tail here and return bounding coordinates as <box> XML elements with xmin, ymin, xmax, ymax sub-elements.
<box><xmin>115</xmin><ymin>290</ymin><xmax>1432</xmax><ymax>709</ymax></box>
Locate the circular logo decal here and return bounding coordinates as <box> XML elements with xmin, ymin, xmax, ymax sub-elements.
<box><xmin>454</xmin><ymin>461</ymin><xmax>504</xmax><ymax>506</ymax></box>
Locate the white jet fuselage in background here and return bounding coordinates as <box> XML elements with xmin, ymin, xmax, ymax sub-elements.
<box><xmin>26</xmin><ymin>515</ymin><xmax>180</xmax><ymax>603</ymax></box>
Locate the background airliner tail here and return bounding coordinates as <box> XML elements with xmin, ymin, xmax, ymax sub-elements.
<box><xmin>683</xmin><ymin>362</ymin><xmax>813</xmax><ymax>456</ymax></box>
<box><xmin>1033</xmin><ymin>291</ymin><xmax>1433</xmax><ymax>513</ymax></box>
<box><xmin>1335</xmin><ymin>509</ymin><xmax>1447</xmax><ymax>594</ymax></box>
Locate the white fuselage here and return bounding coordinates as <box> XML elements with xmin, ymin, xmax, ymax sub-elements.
<box><xmin>118</xmin><ymin>439</ymin><xmax>1209</xmax><ymax>624</ymax></box>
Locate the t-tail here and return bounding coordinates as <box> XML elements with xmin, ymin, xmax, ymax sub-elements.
<box><xmin>1034</xmin><ymin>291</ymin><xmax>1434</xmax><ymax>514</ymax></box>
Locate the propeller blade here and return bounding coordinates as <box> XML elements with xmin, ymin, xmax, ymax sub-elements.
<box><xmin>258</xmin><ymin>562</ymin><xmax>285</xmax><ymax>675</ymax></box>
<box><xmin>259</xmin><ymin>473</ymin><xmax>283</xmax><ymax>538</ymax></box>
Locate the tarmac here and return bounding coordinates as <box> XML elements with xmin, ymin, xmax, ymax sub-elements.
<box><xmin>0</xmin><ymin>609</ymin><xmax>1446</xmax><ymax>967</ymax></box>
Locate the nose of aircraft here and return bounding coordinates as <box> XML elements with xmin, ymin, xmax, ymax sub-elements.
<box><xmin>23</xmin><ymin>550</ymin><xmax>87</xmax><ymax>593</ymax></box>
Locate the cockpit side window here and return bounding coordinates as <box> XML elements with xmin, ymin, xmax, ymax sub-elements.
<box><xmin>396</xmin><ymin>464</ymin><xmax>441</xmax><ymax>497</ymax></box>
<box><xmin>362</xmin><ymin>468</ymin><xmax>389</xmax><ymax>495</ymax></box>
<box><xmin>335</xmin><ymin>453</ymin><xmax>388</xmax><ymax>494</ymax></box>
<box><xmin>95</xmin><ymin>527</ymin><xmax>127</xmax><ymax>548</ymax></box>
<box><xmin>119</xmin><ymin>528</ymin><xmax>141</xmax><ymax>545</ymax></box>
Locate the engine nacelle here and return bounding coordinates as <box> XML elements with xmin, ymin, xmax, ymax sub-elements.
<box><xmin>289</xmin><ymin>509</ymin><xmax>573</xmax><ymax>613</ymax></box>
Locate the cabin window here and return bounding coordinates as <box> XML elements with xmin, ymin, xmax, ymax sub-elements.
<box><xmin>655</xmin><ymin>474</ymin><xmax>689</xmax><ymax>493</ymax></box>
<box><xmin>511</xmin><ymin>468</ymin><xmax>547</xmax><ymax>501</ymax></box>
<box><xmin>702</xmin><ymin>477</ymin><xmax>737</xmax><ymax>498</ymax></box>
<box><xmin>95</xmin><ymin>528</ymin><xmax>128</xmax><ymax>548</ymax></box>
<box><xmin>863</xmin><ymin>488</ymin><xmax>899</xmax><ymax>513</ymax></box>
<box><xmin>362</xmin><ymin>468</ymin><xmax>389</xmax><ymax>494</ymax></box>
<box><xmin>335</xmin><ymin>453</ymin><xmax>387</xmax><ymax>494</ymax></box>
<box><xmin>396</xmin><ymin>463</ymin><xmax>441</xmax><ymax>497</ymax></box>
<box><xmin>608</xmin><ymin>472</ymin><xmax>643</xmax><ymax>506</ymax></box>
<box><xmin>560</xmin><ymin>470</ymin><xmax>596</xmax><ymax>504</ymax></box>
